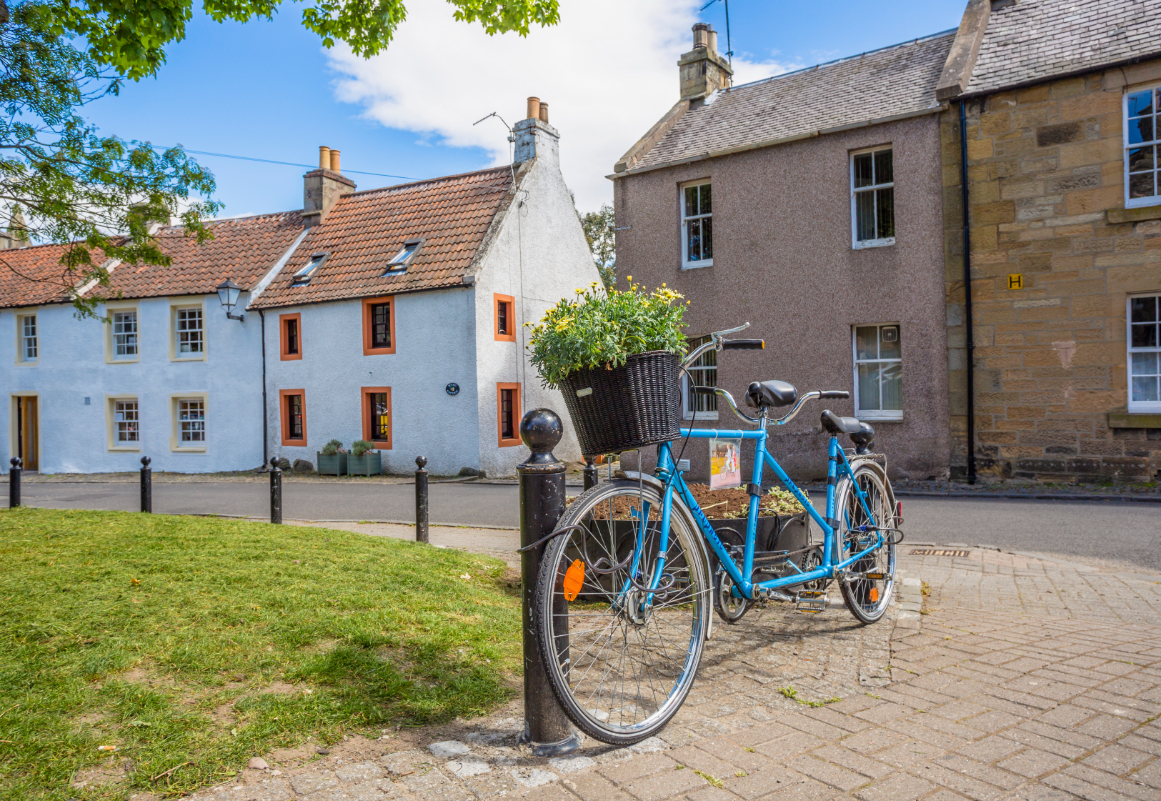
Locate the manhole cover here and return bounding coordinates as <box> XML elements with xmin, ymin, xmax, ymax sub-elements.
<box><xmin>910</xmin><ymin>548</ymin><xmax>970</xmax><ymax>557</ymax></box>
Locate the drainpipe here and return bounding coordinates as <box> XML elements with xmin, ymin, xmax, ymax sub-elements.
<box><xmin>958</xmin><ymin>99</ymin><xmax>977</xmax><ymax>485</ymax></box>
<box><xmin>260</xmin><ymin>309</ymin><xmax>268</xmax><ymax>468</ymax></box>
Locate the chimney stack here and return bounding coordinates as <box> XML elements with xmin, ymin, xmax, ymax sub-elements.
<box><xmin>304</xmin><ymin>145</ymin><xmax>356</xmax><ymax>228</ymax></box>
<box><xmin>679</xmin><ymin>23</ymin><xmax>732</xmax><ymax>102</ymax></box>
<box><xmin>513</xmin><ymin>96</ymin><xmax>560</xmax><ymax>167</ymax></box>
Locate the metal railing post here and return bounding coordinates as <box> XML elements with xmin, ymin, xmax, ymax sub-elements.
<box><xmin>415</xmin><ymin>456</ymin><xmax>429</xmax><ymax>543</ymax></box>
<box><xmin>269</xmin><ymin>457</ymin><xmax>282</xmax><ymax>524</ymax></box>
<box><xmin>516</xmin><ymin>409</ymin><xmax>580</xmax><ymax>756</ymax></box>
<box><xmin>140</xmin><ymin>456</ymin><xmax>152</xmax><ymax>513</ymax></box>
<box><xmin>8</xmin><ymin>457</ymin><xmax>21</xmax><ymax>508</ymax></box>
<box><xmin>583</xmin><ymin>457</ymin><xmax>598</xmax><ymax>491</ymax></box>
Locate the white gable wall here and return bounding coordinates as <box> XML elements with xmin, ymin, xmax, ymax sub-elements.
<box><xmin>262</xmin><ymin>287</ymin><xmax>481</xmax><ymax>477</ymax></box>
<box><xmin>472</xmin><ymin>154</ymin><xmax>603</xmax><ymax>477</ymax></box>
<box><xmin>0</xmin><ymin>294</ymin><xmax>264</xmax><ymax>473</ymax></box>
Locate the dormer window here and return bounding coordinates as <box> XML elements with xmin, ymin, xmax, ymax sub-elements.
<box><xmin>383</xmin><ymin>239</ymin><xmax>421</xmax><ymax>274</ymax></box>
<box><xmin>292</xmin><ymin>252</ymin><xmax>328</xmax><ymax>286</ymax></box>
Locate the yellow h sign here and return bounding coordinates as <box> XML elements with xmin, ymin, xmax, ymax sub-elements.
<box><xmin>1007</xmin><ymin>274</ymin><xmax>1024</xmax><ymax>290</ymax></box>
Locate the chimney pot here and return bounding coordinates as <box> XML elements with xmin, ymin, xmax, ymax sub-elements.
<box><xmin>319</xmin><ymin>146</ymin><xmax>331</xmax><ymax>169</ymax></box>
<box><xmin>526</xmin><ymin>96</ymin><xmax>541</xmax><ymax>121</ymax></box>
<box><xmin>707</xmin><ymin>29</ymin><xmax>718</xmax><ymax>54</ymax></box>
<box><xmin>692</xmin><ymin>22</ymin><xmax>710</xmax><ymax>49</ymax></box>
<box><xmin>330</xmin><ymin>149</ymin><xmax>341</xmax><ymax>173</ymax></box>
<box><xmin>538</xmin><ymin>102</ymin><xmax>549</xmax><ymax>124</ymax></box>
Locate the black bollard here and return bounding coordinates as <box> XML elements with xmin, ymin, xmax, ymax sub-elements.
<box><xmin>516</xmin><ymin>409</ymin><xmax>580</xmax><ymax>756</ymax></box>
<box><xmin>140</xmin><ymin>456</ymin><xmax>152</xmax><ymax>513</ymax></box>
<box><xmin>415</xmin><ymin>456</ymin><xmax>429</xmax><ymax>544</ymax></box>
<box><xmin>269</xmin><ymin>457</ymin><xmax>282</xmax><ymax>524</ymax></box>
<box><xmin>8</xmin><ymin>457</ymin><xmax>21</xmax><ymax>508</ymax></box>
<box><xmin>583</xmin><ymin>457</ymin><xmax>598</xmax><ymax>491</ymax></box>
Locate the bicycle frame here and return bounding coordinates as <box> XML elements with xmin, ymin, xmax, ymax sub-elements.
<box><xmin>631</xmin><ymin>428</ymin><xmax>885</xmax><ymax>602</ymax></box>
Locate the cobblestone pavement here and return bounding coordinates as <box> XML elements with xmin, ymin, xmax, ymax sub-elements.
<box><xmin>177</xmin><ymin>548</ymin><xmax>1161</xmax><ymax>801</ymax></box>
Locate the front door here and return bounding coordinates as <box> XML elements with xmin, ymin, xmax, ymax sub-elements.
<box><xmin>16</xmin><ymin>397</ymin><xmax>38</xmax><ymax>471</ymax></box>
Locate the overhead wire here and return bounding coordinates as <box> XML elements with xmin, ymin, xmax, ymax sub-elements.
<box><xmin>147</xmin><ymin>144</ymin><xmax>416</xmax><ymax>181</ymax></box>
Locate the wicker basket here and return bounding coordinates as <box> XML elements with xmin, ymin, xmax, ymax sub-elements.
<box><xmin>558</xmin><ymin>350</ymin><xmax>682</xmax><ymax>457</ymax></box>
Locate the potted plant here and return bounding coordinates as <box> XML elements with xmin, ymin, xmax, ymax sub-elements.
<box><xmin>528</xmin><ymin>281</ymin><xmax>688</xmax><ymax>457</ymax></box>
<box><xmin>317</xmin><ymin>439</ymin><xmax>347</xmax><ymax>476</ymax></box>
<box><xmin>347</xmin><ymin>439</ymin><xmax>382</xmax><ymax>476</ymax></box>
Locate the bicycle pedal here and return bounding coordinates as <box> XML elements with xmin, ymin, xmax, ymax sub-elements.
<box><xmin>794</xmin><ymin>590</ymin><xmax>829</xmax><ymax>614</ymax></box>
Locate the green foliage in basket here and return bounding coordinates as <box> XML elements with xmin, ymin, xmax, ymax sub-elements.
<box><xmin>763</xmin><ymin>487</ymin><xmax>808</xmax><ymax>516</ymax></box>
<box><xmin>321</xmin><ymin>439</ymin><xmax>345</xmax><ymax>456</ymax></box>
<box><xmin>352</xmin><ymin>439</ymin><xmax>375</xmax><ymax>458</ymax></box>
<box><xmin>526</xmin><ymin>281</ymin><xmax>688</xmax><ymax>388</ymax></box>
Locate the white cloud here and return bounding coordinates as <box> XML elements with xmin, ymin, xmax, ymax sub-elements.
<box><xmin>327</xmin><ymin>0</ymin><xmax>800</xmax><ymax>211</ymax></box>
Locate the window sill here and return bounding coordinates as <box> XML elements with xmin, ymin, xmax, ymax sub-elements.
<box><xmin>683</xmin><ymin>412</ymin><xmax>719</xmax><ymax>421</ymax></box>
<box><xmin>108</xmin><ymin>358</ymin><xmax>140</xmax><ymax>365</ymax></box>
<box><xmin>171</xmin><ymin>354</ymin><xmax>207</xmax><ymax>362</ymax></box>
<box><xmin>15</xmin><ymin>361</ymin><xmax>38</xmax><ymax>367</ymax></box>
<box><xmin>1108</xmin><ymin>204</ymin><xmax>1161</xmax><ymax>224</ymax></box>
<box><xmin>857</xmin><ymin>413</ymin><xmax>903</xmax><ymax>422</ymax></box>
<box><xmin>853</xmin><ymin>238</ymin><xmax>895</xmax><ymax>250</ymax></box>
<box><xmin>681</xmin><ymin>261</ymin><xmax>713</xmax><ymax>270</ymax></box>
<box><xmin>108</xmin><ymin>445</ymin><xmax>140</xmax><ymax>453</ymax></box>
<box><xmin>1109</xmin><ymin>410</ymin><xmax>1161</xmax><ymax>428</ymax></box>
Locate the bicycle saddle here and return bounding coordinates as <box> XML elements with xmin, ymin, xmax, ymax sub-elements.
<box><xmin>821</xmin><ymin>411</ymin><xmax>875</xmax><ymax>454</ymax></box>
<box><xmin>746</xmin><ymin>380</ymin><xmax>798</xmax><ymax>409</ymax></box>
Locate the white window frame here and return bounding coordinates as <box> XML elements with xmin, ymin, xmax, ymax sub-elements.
<box><xmin>682</xmin><ymin>336</ymin><xmax>718</xmax><ymax>420</ymax></box>
<box><xmin>171</xmin><ymin>303</ymin><xmax>206</xmax><ymax>360</ymax></box>
<box><xmin>170</xmin><ymin>394</ymin><xmax>208</xmax><ymax>452</ymax></box>
<box><xmin>292</xmin><ymin>252</ymin><xmax>327</xmax><ymax>286</ymax></box>
<box><xmin>104</xmin><ymin>394</ymin><xmax>141</xmax><ymax>452</ymax></box>
<box><xmin>1127</xmin><ymin>294</ymin><xmax>1161</xmax><ymax>413</ymax></box>
<box><xmin>850</xmin><ymin>146</ymin><xmax>895</xmax><ymax>249</ymax></box>
<box><xmin>16</xmin><ymin>313</ymin><xmax>37</xmax><ymax>364</ymax></box>
<box><xmin>114</xmin><ymin>400</ymin><xmax>139</xmax><ymax>444</ymax></box>
<box><xmin>111</xmin><ymin>310</ymin><xmax>138</xmax><ymax>361</ymax></box>
<box><xmin>680</xmin><ymin>179</ymin><xmax>713</xmax><ymax>269</ymax></box>
<box><xmin>852</xmin><ymin>323</ymin><xmax>903</xmax><ymax>421</ymax></box>
<box><xmin>1124</xmin><ymin>84</ymin><xmax>1161</xmax><ymax>209</ymax></box>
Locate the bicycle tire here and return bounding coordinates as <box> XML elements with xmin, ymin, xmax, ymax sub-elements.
<box><xmin>834</xmin><ymin>463</ymin><xmax>897</xmax><ymax>625</ymax></box>
<box><xmin>533</xmin><ymin>480</ymin><xmax>711</xmax><ymax>745</ymax></box>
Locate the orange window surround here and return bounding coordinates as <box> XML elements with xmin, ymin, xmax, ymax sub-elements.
<box><xmin>494</xmin><ymin>293</ymin><xmax>516</xmax><ymax>342</ymax></box>
<box><xmin>279</xmin><ymin>389</ymin><xmax>307</xmax><ymax>446</ymax></box>
<box><xmin>362</xmin><ymin>296</ymin><xmax>396</xmax><ymax>355</ymax></box>
<box><xmin>280</xmin><ymin>313</ymin><xmax>302</xmax><ymax>360</ymax></box>
<box><xmin>497</xmin><ymin>383</ymin><xmax>521</xmax><ymax>447</ymax></box>
<box><xmin>361</xmin><ymin>386</ymin><xmax>392</xmax><ymax>449</ymax></box>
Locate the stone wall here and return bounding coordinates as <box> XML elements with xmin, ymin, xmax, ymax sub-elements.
<box><xmin>944</xmin><ymin>63</ymin><xmax>1161</xmax><ymax>483</ymax></box>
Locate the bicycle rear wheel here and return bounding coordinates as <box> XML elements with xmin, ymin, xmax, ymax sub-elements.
<box><xmin>835</xmin><ymin>463</ymin><xmax>897</xmax><ymax>624</ymax></box>
<box><xmin>533</xmin><ymin>480</ymin><xmax>710</xmax><ymax>745</ymax></box>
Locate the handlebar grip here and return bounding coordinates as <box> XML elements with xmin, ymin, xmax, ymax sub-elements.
<box><xmin>819</xmin><ymin>390</ymin><xmax>850</xmax><ymax>399</ymax></box>
<box><xmin>722</xmin><ymin>339</ymin><xmax>765</xmax><ymax>350</ymax></box>
<box><xmin>691</xmin><ymin>386</ymin><xmax>717</xmax><ymax>395</ymax></box>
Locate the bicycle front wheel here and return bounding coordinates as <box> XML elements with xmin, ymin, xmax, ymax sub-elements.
<box><xmin>835</xmin><ymin>462</ymin><xmax>897</xmax><ymax>624</ymax></box>
<box><xmin>533</xmin><ymin>480</ymin><xmax>710</xmax><ymax>745</ymax></box>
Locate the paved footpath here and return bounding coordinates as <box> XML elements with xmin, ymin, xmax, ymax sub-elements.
<box><xmin>183</xmin><ymin>545</ymin><xmax>1161</xmax><ymax>801</ymax></box>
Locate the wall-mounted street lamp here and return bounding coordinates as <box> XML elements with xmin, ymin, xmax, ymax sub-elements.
<box><xmin>216</xmin><ymin>278</ymin><xmax>244</xmax><ymax>322</ymax></box>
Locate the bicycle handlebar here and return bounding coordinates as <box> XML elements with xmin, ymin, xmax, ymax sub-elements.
<box><xmin>722</xmin><ymin>339</ymin><xmax>765</xmax><ymax>350</ymax></box>
<box><xmin>819</xmin><ymin>390</ymin><xmax>850</xmax><ymax>399</ymax></box>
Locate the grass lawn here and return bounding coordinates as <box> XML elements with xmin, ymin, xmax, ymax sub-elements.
<box><xmin>0</xmin><ymin>508</ymin><xmax>522</xmax><ymax>800</ymax></box>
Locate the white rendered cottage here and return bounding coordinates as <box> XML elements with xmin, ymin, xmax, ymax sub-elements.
<box><xmin>252</xmin><ymin>101</ymin><xmax>599</xmax><ymax>476</ymax></box>
<box><xmin>0</xmin><ymin>99</ymin><xmax>598</xmax><ymax>476</ymax></box>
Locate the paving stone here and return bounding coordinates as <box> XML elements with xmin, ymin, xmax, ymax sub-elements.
<box><xmin>1079</xmin><ymin>743</ymin><xmax>1153</xmax><ymax>776</ymax></box>
<box><xmin>997</xmin><ymin>748</ymin><xmax>1073</xmax><ymax>778</ymax></box>
<box><xmin>855</xmin><ymin>771</ymin><xmax>938</xmax><ymax>801</ymax></box>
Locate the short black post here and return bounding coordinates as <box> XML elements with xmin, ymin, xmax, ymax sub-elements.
<box><xmin>139</xmin><ymin>456</ymin><xmax>152</xmax><ymax>513</ymax></box>
<box><xmin>516</xmin><ymin>409</ymin><xmax>580</xmax><ymax>756</ymax></box>
<box><xmin>415</xmin><ymin>456</ymin><xmax>429</xmax><ymax>544</ymax></box>
<box><xmin>269</xmin><ymin>457</ymin><xmax>282</xmax><ymax>525</ymax></box>
<box><xmin>583</xmin><ymin>457</ymin><xmax>598</xmax><ymax>491</ymax></box>
<box><xmin>9</xmin><ymin>457</ymin><xmax>21</xmax><ymax>508</ymax></box>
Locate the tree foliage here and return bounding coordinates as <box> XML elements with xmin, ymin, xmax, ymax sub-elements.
<box><xmin>580</xmin><ymin>202</ymin><xmax>615</xmax><ymax>290</ymax></box>
<box><xmin>1</xmin><ymin>0</ymin><xmax>560</xmax><ymax>316</ymax></box>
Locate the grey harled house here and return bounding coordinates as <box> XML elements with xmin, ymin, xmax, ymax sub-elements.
<box><xmin>611</xmin><ymin>23</ymin><xmax>956</xmax><ymax>481</ymax></box>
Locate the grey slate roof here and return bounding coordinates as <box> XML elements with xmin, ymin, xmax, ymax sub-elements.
<box><xmin>627</xmin><ymin>31</ymin><xmax>955</xmax><ymax>173</ymax></box>
<box><xmin>964</xmin><ymin>0</ymin><xmax>1161</xmax><ymax>95</ymax></box>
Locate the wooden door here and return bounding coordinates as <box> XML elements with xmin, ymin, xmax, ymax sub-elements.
<box><xmin>17</xmin><ymin>397</ymin><xmax>38</xmax><ymax>471</ymax></box>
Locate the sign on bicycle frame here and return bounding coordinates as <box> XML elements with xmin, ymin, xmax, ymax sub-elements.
<box><xmin>709</xmin><ymin>437</ymin><xmax>742</xmax><ymax>489</ymax></box>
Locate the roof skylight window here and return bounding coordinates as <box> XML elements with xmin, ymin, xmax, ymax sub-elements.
<box><xmin>384</xmin><ymin>239</ymin><xmax>421</xmax><ymax>274</ymax></box>
<box><xmin>292</xmin><ymin>252</ymin><xmax>328</xmax><ymax>286</ymax></box>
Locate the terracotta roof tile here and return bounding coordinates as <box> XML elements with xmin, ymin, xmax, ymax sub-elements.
<box><xmin>0</xmin><ymin>242</ymin><xmax>108</xmax><ymax>308</ymax></box>
<box><xmin>251</xmin><ymin>166</ymin><xmax>517</xmax><ymax>309</ymax></box>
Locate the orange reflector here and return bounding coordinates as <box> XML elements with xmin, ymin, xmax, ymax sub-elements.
<box><xmin>563</xmin><ymin>559</ymin><xmax>585</xmax><ymax>601</ymax></box>
<box><xmin>869</xmin><ymin>587</ymin><xmax>879</xmax><ymax>603</ymax></box>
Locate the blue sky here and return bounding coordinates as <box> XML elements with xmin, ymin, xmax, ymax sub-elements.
<box><xmin>83</xmin><ymin>1</ymin><xmax>968</xmax><ymax>216</ymax></box>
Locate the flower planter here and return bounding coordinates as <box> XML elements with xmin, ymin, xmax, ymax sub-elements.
<box><xmin>317</xmin><ymin>452</ymin><xmax>347</xmax><ymax>476</ymax></box>
<box><xmin>347</xmin><ymin>452</ymin><xmax>382</xmax><ymax>476</ymax></box>
<box><xmin>558</xmin><ymin>350</ymin><xmax>682</xmax><ymax>457</ymax></box>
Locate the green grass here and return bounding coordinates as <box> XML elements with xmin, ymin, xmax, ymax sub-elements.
<box><xmin>0</xmin><ymin>508</ymin><xmax>522</xmax><ymax>800</ymax></box>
